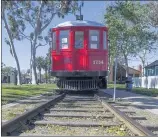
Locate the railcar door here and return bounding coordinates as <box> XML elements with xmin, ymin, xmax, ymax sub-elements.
<box><xmin>52</xmin><ymin>29</ymin><xmax>73</xmax><ymax>71</ymax></box>
<box><xmin>88</xmin><ymin>29</ymin><xmax>108</xmax><ymax>71</ymax></box>
<box><xmin>73</xmin><ymin>29</ymin><xmax>87</xmax><ymax>70</ymax></box>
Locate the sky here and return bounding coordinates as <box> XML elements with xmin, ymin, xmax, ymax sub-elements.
<box><xmin>2</xmin><ymin>1</ymin><xmax>158</xmax><ymax>71</ymax></box>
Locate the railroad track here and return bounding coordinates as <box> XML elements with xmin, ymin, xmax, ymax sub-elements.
<box><xmin>2</xmin><ymin>91</ymin><xmax>155</xmax><ymax>136</ymax></box>
<box><xmin>101</xmin><ymin>92</ymin><xmax>158</xmax><ymax>136</ymax></box>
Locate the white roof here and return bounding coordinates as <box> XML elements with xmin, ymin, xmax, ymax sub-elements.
<box><xmin>55</xmin><ymin>20</ymin><xmax>105</xmax><ymax>28</ymax></box>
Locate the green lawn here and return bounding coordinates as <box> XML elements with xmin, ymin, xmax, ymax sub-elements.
<box><xmin>108</xmin><ymin>84</ymin><xmax>158</xmax><ymax>97</ymax></box>
<box><xmin>2</xmin><ymin>83</ymin><xmax>157</xmax><ymax>106</ymax></box>
<box><xmin>2</xmin><ymin>84</ymin><xmax>57</xmax><ymax>105</ymax></box>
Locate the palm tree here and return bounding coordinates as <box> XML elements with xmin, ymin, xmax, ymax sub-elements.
<box><xmin>47</xmin><ymin>48</ymin><xmax>52</xmax><ymax>83</ymax></box>
<box><xmin>42</xmin><ymin>55</ymin><xmax>50</xmax><ymax>84</ymax></box>
<box><xmin>36</xmin><ymin>56</ymin><xmax>44</xmax><ymax>84</ymax></box>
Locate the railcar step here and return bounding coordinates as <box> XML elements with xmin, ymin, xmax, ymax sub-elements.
<box><xmin>50</xmin><ymin>108</ymin><xmax>105</xmax><ymax>112</ymax></box>
<box><xmin>44</xmin><ymin>113</ymin><xmax>114</xmax><ymax>118</ymax></box>
<box><xmin>35</xmin><ymin>120</ymin><xmax>120</xmax><ymax>127</ymax></box>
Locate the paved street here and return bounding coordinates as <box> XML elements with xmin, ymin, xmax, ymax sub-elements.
<box><xmin>101</xmin><ymin>89</ymin><xmax>158</xmax><ymax>115</ymax></box>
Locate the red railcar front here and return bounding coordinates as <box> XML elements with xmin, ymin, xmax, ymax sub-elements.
<box><xmin>51</xmin><ymin>20</ymin><xmax>108</xmax><ymax>90</ymax></box>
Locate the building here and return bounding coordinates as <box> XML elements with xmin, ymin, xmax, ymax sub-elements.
<box><xmin>145</xmin><ymin>60</ymin><xmax>158</xmax><ymax>76</ymax></box>
<box><xmin>1</xmin><ymin>67</ymin><xmax>17</xmax><ymax>84</ymax></box>
<box><xmin>133</xmin><ymin>60</ymin><xmax>158</xmax><ymax>89</ymax></box>
<box><xmin>109</xmin><ymin>63</ymin><xmax>141</xmax><ymax>83</ymax></box>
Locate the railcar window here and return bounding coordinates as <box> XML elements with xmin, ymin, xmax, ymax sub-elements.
<box><xmin>148</xmin><ymin>69</ymin><xmax>154</xmax><ymax>76</ymax></box>
<box><xmin>75</xmin><ymin>31</ymin><xmax>84</xmax><ymax>49</ymax></box>
<box><xmin>59</xmin><ymin>30</ymin><xmax>69</xmax><ymax>49</ymax></box>
<box><xmin>103</xmin><ymin>31</ymin><xmax>107</xmax><ymax>49</ymax></box>
<box><xmin>89</xmin><ymin>30</ymin><xmax>99</xmax><ymax>49</ymax></box>
<box><xmin>52</xmin><ymin>32</ymin><xmax>56</xmax><ymax>50</ymax></box>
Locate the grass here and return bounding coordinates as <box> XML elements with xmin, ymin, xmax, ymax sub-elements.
<box><xmin>21</xmin><ymin>124</ymin><xmax>129</xmax><ymax>136</ymax></box>
<box><xmin>2</xmin><ymin>104</ymin><xmax>38</xmax><ymax>120</ymax></box>
<box><xmin>108</xmin><ymin>84</ymin><xmax>158</xmax><ymax>97</ymax></box>
<box><xmin>106</xmin><ymin>126</ymin><xmax>129</xmax><ymax>136</ymax></box>
<box><xmin>2</xmin><ymin>84</ymin><xmax>57</xmax><ymax>105</ymax></box>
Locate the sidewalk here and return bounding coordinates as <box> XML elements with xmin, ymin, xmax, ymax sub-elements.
<box><xmin>101</xmin><ymin>89</ymin><xmax>158</xmax><ymax>115</ymax></box>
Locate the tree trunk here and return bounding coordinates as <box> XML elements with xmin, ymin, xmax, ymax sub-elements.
<box><xmin>39</xmin><ymin>69</ymin><xmax>41</xmax><ymax>83</ymax></box>
<box><xmin>139</xmin><ymin>54</ymin><xmax>146</xmax><ymax>77</ymax></box>
<box><xmin>124</xmin><ymin>55</ymin><xmax>129</xmax><ymax>77</ymax></box>
<box><xmin>16</xmin><ymin>55</ymin><xmax>22</xmax><ymax>85</ymax></box>
<box><xmin>48</xmin><ymin>49</ymin><xmax>51</xmax><ymax>84</ymax></box>
<box><xmin>108</xmin><ymin>64</ymin><xmax>113</xmax><ymax>83</ymax></box>
<box><xmin>45</xmin><ymin>69</ymin><xmax>48</xmax><ymax>83</ymax></box>
<box><xmin>30</xmin><ymin>1</ymin><xmax>45</xmax><ymax>85</ymax></box>
<box><xmin>31</xmin><ymin>46</ymin><xmax>38</xmax><ymax>84</ymax></box>
<box><xmin>30</xmin><ymin>59</ymin><xmax>32</xmax><ymax>83</ymax></box>
<box><xmin>47</xmin><ymin>66</ymin><xmax>50</xmax><ymax>84</ymax></box>
<box><xmin>30</xmin><ymin>43</ymin><xmax>32</xmax><ymax>83</ymax></box>
<box><xmin>108</xmin><ymin>52</ymin><xmax>114</xmax><ymax>83</ymax></box>
<box><xmin>142</xmin><ymin>60</ymin><xmax>145</xmax><ymax>77</ymax></box>
<box><xmin>2</xmin><ymin>8</ymin><xmax>22</xmax><ymax>85</ymax></box>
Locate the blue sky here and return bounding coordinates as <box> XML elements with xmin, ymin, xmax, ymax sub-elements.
<box><xmin>2</xmin><ymin>1</ymin><xmax>158</xmax><ymax>71</ymax></box>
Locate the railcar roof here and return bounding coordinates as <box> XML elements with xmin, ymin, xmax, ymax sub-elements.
<box><xmin>54</xmin><ymin>20</ymin><xmax>105</xmax><ymax>28</ymax></box>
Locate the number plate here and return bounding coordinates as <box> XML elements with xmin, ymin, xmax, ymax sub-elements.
<box><xmin>93</xmin><ymin>60</ymin><xmax>104</xmax><ymax>64</ymax></box>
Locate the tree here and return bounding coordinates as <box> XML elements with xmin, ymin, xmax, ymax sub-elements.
<box><xmin>26</xmin><ymin>69</ymin><xmax>31</xmax><ymax>75</ymax></box>
<box><xmin>105</xmin><ymin>2</ymin><xmax>133</xmax><ymax>77</ymax></box>
<box><xmin>135</xmin><ymin>31</ymin><xmax>157</xmax><ymax>76</ymax></box>
<box><xmin>2</xmin><ymin>66</ymin><xmax>15</xmax><ymax>83</ymax></box>
<box><xmin>147</xmin><ymin>1</ymin><xmax>158</xmax><ymax>28</ymax></box>
<box><xmin>46</xmin><ymin>47</ymin><xmax>52</xmax><ymax>83</ymax></box>
<box><xmin>42</xmin><ymin>55</ymin><xmax>50</xmax><ymax>83</ymax></box>
<box><xmin>9</xmin><ymin>1</ymin><xmax>80</xmax><ymax>85</ymax></box>
<box><xmin>2</xmin><ymin>66</ymin><xmax>13</xmax><ymax>75</ymax></box>
<box><xmin>117</xmin><ymin>1</ymin><xmax>157</xmax><ymax>76</ymax></box>
<box><xmin>1</xmin><ymin>62</ymin><xmax>6</xmax><ymax>68</ymax></box>
<box><xmin>105</xmin><ymin>1</ymin><xmax>156</xmax><ymax>77</ymax></box>
<box><xmin>2</xmin><ymin>1</ymin><xmax>24</xmax><ymax>85</ymax></box>
<box><xmin>36</xmin><ymin>56</ymin><xmax>44</xmax><ymax>83</ymax></box>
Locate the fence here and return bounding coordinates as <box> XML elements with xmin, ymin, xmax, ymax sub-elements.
<box><xmin>133</xmin><ymin>76</ymin><xmax>158</xmax><ymax>89</ymax></box>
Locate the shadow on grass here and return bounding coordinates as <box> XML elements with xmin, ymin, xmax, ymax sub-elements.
<box><xmin>3</xmin><ymin>87</ymin><xmax>49</xmax><ymax>91</ymax></box>
<box><xmin>2</xmin><ymin>85</ymin><xmax>57</xmax><ymax>105</ymax></box>
<box><xmin>2</xmin><ymin>94</ymin><xmax>30</xmax><ymax>98</ymax></box>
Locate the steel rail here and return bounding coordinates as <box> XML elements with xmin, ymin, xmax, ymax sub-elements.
<box><xmin>2</xmin><ymin>93</ymin><xmax>65</xmax><ymax>136</ymax></box>
<box><xmin>95</xmin><ymin>94</ymin><xmax>155</xmax><ymax>136</ymax></box>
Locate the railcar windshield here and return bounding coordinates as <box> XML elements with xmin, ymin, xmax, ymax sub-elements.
<box><xmin>89</xmin><ymin>30</ymin><xmax>99</xmax><ymax>49</ymax></box>
<box><xmin>59</xmin><ymin>30</ymin><xmax>69</xmax><ymax>49</ymax></box>
<box><xmin>75</xmin><ymin>31</ymin><xmax>84</xmax><ymax>49</ymax></box>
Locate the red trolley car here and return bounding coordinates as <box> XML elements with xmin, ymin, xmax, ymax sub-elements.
<box><xmin>51</xmin><ymin>20</ymin><xmax>108</xmax><ymax>90</ymax></box>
